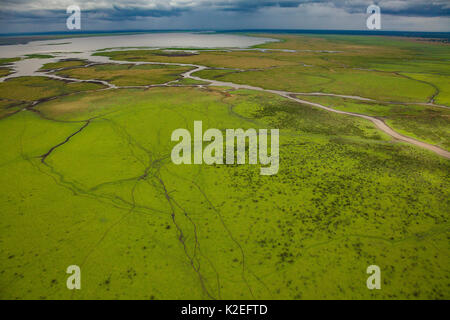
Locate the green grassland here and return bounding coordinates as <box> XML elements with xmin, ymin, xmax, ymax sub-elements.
<box><xmin>297</xmin><ymin>95</ymin><xmax>450</xmax><ymax>149</ymax></box>
<box><xmin>0</xmin><ymin>68</ymin><xmax>13</xmax><ymax>77</ymax></box>
<box><xmin>0</xmin><ymin>57</ymin><xmax>19</xmax><ymax>78</ymax></box>
<box><xmin>0</xmin><ymin>33</ymin><xmax>449</xmax><ymax>300</ymax></box>
<box><xmin>97</xmin><ymin>34</ymin><xmax>448</xmax><ymax>104</ymax></box>
<box><xmin>40</xmin><ymin>60</ymin><xmax>89</xmax><ymax>71</ymax></box>
<box><xmin>197</xmin><ymin>66</ymin><xmax>435</xmax><ymax>102</ymax></box>
<box><xmin>0</xmin><ymin>77</ymin><xmax>105</xmax><ymax>103</ymax></box>
<box><xmin>0</xmin><ymin>57</ymin><xmax>21</xmax><ymax>66</ymax></box>
<box><xmin>25</xmin><ymin>54</ymin><xmax>55</xmax><ymax>59</ymax></box>
<box><xmin>174</xmin><ymin>77</ymin><xmax>210</xmax><ymax>86</ymax></box>
<box><xmin>52</xmin><ymin>63</ymin><xmax>194</xmax><ymax>86</ymax></box>
<box><xmin>0</xmin><ymin>77</ymin><xmax>106</xmax><ymax>120</ymax></box>
<box><xmin>1</xmin><ymin>84</ymin><xmax>449</xmax><ymax>300</ymax></box>
<box><xmin>0</xmin><ymin>100</ymin><xmax>26</xmax><ymax>118</ymax></box>
<box><xmin>401</xmin><ymin>73</ymin><xmax>450</xmax><ymax>106</ymax></box>
<box><xmin>94</xmin><ymin>49</ymin><xmax>298</xmax><ymax>69</ymax></box>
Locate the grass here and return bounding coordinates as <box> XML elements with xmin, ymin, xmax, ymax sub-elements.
<box><xmin>174</xmin><ymin>78</ymin><xmax>210</xmax><ymax>85</ymax></box>
<box><xmin>94</xmin><ymin>50</ymin><xmax>298</xmax><ymax>69</ymax></box>
<box><xmin>147</xmin><ymin>49</ymin><xmax>199</xmax><ymax>57</ymax></box>
<box><xmin>25</xmin><ymin>54</ymin><xmax>55</xmax><ymax>59</ymax></box>
<box><xmin>297</xmin><ymin>95</ymin><xmax>450</xmax><ymax>149</ymax></box>
<box><xmin>0</xmin><ymin>77</ymin><xmax>106</xmax><ymax>102</ymax></box>
<box><xmin>0</xmin><ymin>84</ymin><xmax>448</xmax><ymax>300</ymax></box>
<box><xmin>195</xmin><ymin>65</ymin><xmax>435</xmax><ymax>103</ymax></box>
<box><xmin>0</xmin><ymin>68</ymin><xmax>14</xmax><ymax>77</ymax></box>
<box><xmin>0</xmin><ymin>57</ymin><xmax>21</xmax><ymax>66</ymax></box>
<box><xmin>401</xmin><ymin>73</ymin><xmax>450</xmax><ymax>106</ymax></box>
<box><xmin>0</xmin><ymin>33</ymin><xmax>449</xmax><ymax>300</ymax></box>
<box><xmin>0</xmin><ymin>99</ymin><xmax>26</xmax><ymax>118</ymax></box>
<box><xmin>40</xmin><ymin>60</ymin><xmax>89</xmax><ymax>71</ymax></box>
<box><xmin>53</xmin><ymin>63</ymin><xmax>194</xmax><ymax>86</ymax></box>
<box><xmin>96</xmin><ymin>33</ymin><xmax>448</xmax><ymax>104</ymax></box>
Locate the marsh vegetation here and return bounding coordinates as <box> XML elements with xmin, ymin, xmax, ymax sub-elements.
<box><xmin>0</xmin><ymin>33</ymin><xmax>448</xmax><ymax>300</ymax></box>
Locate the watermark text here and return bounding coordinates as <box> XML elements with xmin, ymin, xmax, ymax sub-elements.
<box><xmin>171</xmin><ymin>121</ymin><xmax>279</xmax><ymax>176</ymax></box>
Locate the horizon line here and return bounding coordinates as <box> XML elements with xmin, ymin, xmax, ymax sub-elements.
<box><xmin>1</xmin><ymin>29</ymin><xmax>450</xmax><ymax>38</ymax></box>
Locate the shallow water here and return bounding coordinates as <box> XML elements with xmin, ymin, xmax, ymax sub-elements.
<box><xmin>0</xmin><ymin>33</ymin><xmax>276</xmax><ymax>58</ymax></box>
<box><xmin>0</xmin><ymin>32</ymin><xmax>276</xmax><ymax>81</ymax></box>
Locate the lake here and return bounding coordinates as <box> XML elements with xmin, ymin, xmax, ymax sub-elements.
<box><xmin>0</xmin><ymin>32</ymin><xmax>277</xmax><ymax>58</ymax></box>
<box><xmin>0</xmin><ymin>32</ymin><xmax>277</xmax><ymax>81</ymax></box>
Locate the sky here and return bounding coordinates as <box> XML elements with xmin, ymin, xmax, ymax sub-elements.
<box><xmin>0</xmin><ymin>0</ymin><xmax>449</xmax><ymax>34</ymax></box>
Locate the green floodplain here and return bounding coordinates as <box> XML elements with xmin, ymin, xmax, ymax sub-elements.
<box><xmin>0</xmin><ymin>34</ymin><xmax>449</xmax><ymax>300</ymax></box>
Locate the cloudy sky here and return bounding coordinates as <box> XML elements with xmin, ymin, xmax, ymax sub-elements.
<box><xmin>0</xmin><ymin>0</ymin><xmax>449</xmax><ymax>33</ymax></box>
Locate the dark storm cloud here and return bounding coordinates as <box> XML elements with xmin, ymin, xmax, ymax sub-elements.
<box><xmin>0</xmin><ymin>4</ymin><xmax>185</xmax><ymax>23</ymax></box>
<box><xmin>329</xmin><ymin>1</ymin><xmax>450</xmax><ymax>17</ymax></box>
<box><xmin>0</xmin><ymin>0</ymin><xmax>448</xmax><ymax>32</ymax></box>
<box><xmin>381</xmin><ymin>4</ymin><xmax>450</xmax><ymax>18</ymax></box>
<box><xmin>205</xmin><ymin>1</ymin><xmax>449</xmax><ymax>17</ymax></box>
<box><xmin>214</xmin><ymin>1</ymin><xmax>308</xmax><ymax>12</ymax></box>
<box><xmin>0</xmin><ymin>1</ymin><xmax>448</xmax><ymax>19</ymax></box>
<box><xmin>99</xmin><ymin>5</ymin><xmax>187</xmax><ymax>21</ymax></box>
<box><xmin>0</xmin><ymin>9</ymin><xmax>65</xmax><ymax>22</ymax></box>
<box><xmin>113</xmin><ymin>5</ymin><xmax>185</xmax><ymax>17</ymax></box>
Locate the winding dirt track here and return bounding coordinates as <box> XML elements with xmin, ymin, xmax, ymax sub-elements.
<box><xmin>27</xmin><ymin>57</ymin><xmax>450</xmax><ymax>160</ymax></box>
<box><xmin>284</xmin><ymin>95</ymin><xmax>450</xmax><ymax>159</ymax></box>
<box><xmin>185</xmin><ymin>66</ymin><xmax>450</xmax><ymax>159</ymax></box>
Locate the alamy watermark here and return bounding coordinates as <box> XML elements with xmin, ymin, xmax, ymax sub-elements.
<box><xmin>366</xmin><ymin>5</ymin><xmax>381</xmax><ymax>30</ymax></box>
<box><xmin>66</xmin><ymin>265</ymin><xmax>81</xmax><ymax>290</ymax></box>
<box><xmin>171</xmin><ymin>121</ymin><xmax>279</xmax><ymax>176</ymax></box>
<box><xmin>66</xmin><ymin>5</ymin><xmax>81</xmax><ymax>30</ymax></box>
<box><xmin>367</xmin><ymin>265</ymin><xmax>381</xmax><ymax>290</ymax></box>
